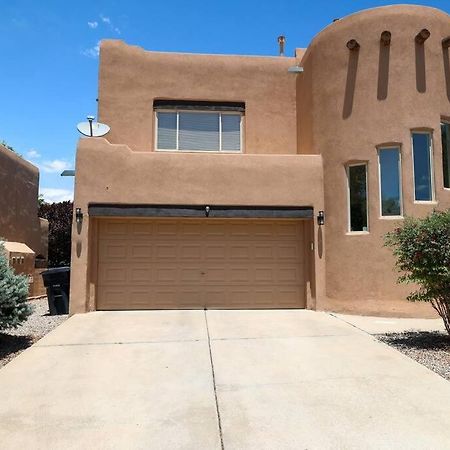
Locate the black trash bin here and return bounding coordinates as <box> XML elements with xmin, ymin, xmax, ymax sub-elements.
<box><xmin>41</xmin><ymin>267</ymin><xmax>70</xmax><ymax>315</ymax></box>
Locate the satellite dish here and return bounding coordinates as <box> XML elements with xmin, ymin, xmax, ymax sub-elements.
<box><xmin>77</xmin><ymin>116</ymin><xmax>110</xmax><ymax>137</ymax></box>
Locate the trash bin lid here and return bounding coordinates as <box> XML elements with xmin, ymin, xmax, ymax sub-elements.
<box><xmin>41</xmin><ymin>267</ymin><xmax>70</xmax><ymax>275</ymax></box>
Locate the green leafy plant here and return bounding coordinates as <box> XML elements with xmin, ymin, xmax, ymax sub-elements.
<box><xmin>0</xmin><ymin>242</ymin><xmax>33</xmax><ymax>331</ymax></box>
<box><xmin>38</xmin><ymin>201</ymin><xmax>73</xmax><ymax>267</ymax></box>
<box><xmin>385</xmin><ymin>210</ymin><xmax>450</xmax><ymax>335</ymax></box>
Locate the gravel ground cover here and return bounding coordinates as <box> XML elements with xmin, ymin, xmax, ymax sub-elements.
<box><xmin>378</xmin><ymin>331</ymin><xmax>450</xmax><ymax>381</ymax></box>
<box><xmin>0</xmin><ymin>298</ymin><xmax>68</xmax><ymax>368</ymax></box>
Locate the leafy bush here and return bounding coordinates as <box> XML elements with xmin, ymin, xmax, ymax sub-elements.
<box><xmin>38</xmin><ymin>201</ymin><xmax>73</xmax><ymax>267</ymax></box>
<box><xmin>385</xmin><ymin>210</ymin><xmax>450</xmax><ymax>334</ymax></box>
<box><xmin>0</xmin><ymin>243</ymin><xmax>33</xmax><ymax>331</ymax></box>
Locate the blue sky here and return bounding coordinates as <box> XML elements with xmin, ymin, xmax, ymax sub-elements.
<box><xmin>1</xmin><ymin>0</ymin><xmax>449</xmax><ymax>202</ymax></box>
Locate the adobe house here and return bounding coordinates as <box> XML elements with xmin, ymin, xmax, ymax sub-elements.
<box><xmin>0</xmin><ymin>144</ymin><xmax>48</xmax><ymax>296</ymax></box>
<box><xmin>71</xmin><ymin>4</ymin><xmax>450</xmax><ymax>317</ymax></box>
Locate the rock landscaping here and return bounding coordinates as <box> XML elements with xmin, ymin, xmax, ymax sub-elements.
<box><xmin>378</xmin><ymin>331</ymin><xmax>450</xmax><ymax>381</ymax></box>
<box><xmin>0</xmin><ymin>298</ymin><xmax>67</xmax><ymax>368</ymax></box>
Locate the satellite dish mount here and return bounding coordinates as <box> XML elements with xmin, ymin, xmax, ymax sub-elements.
<box><xmin>77</xmin><ymin>116</ymin><xmax>110</xmax><ymax>137</ymax></box>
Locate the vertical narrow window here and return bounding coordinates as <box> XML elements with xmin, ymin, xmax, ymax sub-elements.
<box><xmin>378</xmin><ymin>147</ymin><xmax>402</xmax><ymax>216</ymax></box>
<box><xmin>412</xmin><ymin>132</ymin><xmax>433</xmax><ymax>201</ymax></box>
<box><xmin>441</xmin><ymin>122</ymin><xmax>450</xmax><ymax>188</ymax></box>
<box><xmin>347</xmin><ymin>164</ymin><xmax>368</xmax><ymax>232</ymax></box>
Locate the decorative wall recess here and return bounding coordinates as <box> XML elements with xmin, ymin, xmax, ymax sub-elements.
<box><xmin>380</xmin><ymin>31</ymin><xmax>392</xmax><ymax>46</ymax></box>
<box><xmin>346</xmin><ymin>39</ymin><xmax>360</xmax><ymax>50</ymax></box>
<box><xmin>415</xmin><ymin>29</ymin><xmax>430</xmax><ymax>44</ymax></box>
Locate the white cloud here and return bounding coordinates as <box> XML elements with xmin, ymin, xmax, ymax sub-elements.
<box><xmin>40</xmin><ymin>159</ymin><xmax>72</xmax><ymax>173</ymax></box>
<box><xmin>26</xmin><ymin>149</ymin><xmax>41</xmax><ymax>159</ymax></box>
<box><xmin>99</xmin><ymin>14</ymin><xmax>120</xmax><ymax>34</ymax></box>
<box><xmin>81</xmin><ymin>41</ymin><xmax>100</xmax><ymax>58</ymax></box>
<box><xmin>87</xmin><ymin>21</ymin><xmax>98</xmax><ymax>29</ymax></box>
<box><xmin>100</xmin><ymin>14</ymin><xmax>111</xmax><ymax>24</ymax></box>
<box><xmin>40</xmin><ymin>188</ymin><xmax>73</xmax><ymax>203</ymax></box>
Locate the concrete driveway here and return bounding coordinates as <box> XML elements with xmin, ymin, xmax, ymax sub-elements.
<box><xmin>1</xmin><ymin>310</ymin><xmax>450</xmax><ymax>450</ymax></box>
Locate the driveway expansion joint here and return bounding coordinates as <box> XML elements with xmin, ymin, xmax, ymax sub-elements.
<box><xmin>35</xmin><ymin>338</ymin><xmax>205</xmax><ymax>348</ymax></box>
<box><xmin>210</xmin><ymin>333</ymin><xmax>356</xmax><ymax>341</ymax></box>
<box><xmin>204</xmin><ymin>309</ymin><xmax>225</xmax><ymax>450</ymax></box>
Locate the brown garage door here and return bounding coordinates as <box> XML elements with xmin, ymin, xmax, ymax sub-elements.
<box><xmin>96</xmin><ymin>218</ymin><xmax>307</xmax><ymax>310</ymax></box>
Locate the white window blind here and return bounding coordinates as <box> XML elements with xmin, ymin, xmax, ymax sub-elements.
<box><xmin>179</xmin><ymin>112</ymin><xmax>219</xmax><ymax>151</ymax></box>
<box><xmin>221</xmin><ymin>114</ymin><xmax>241</xmax><ymax>151</ymax></box>
<box><xmin>157</xmin><ymin>112</ymin><xmax>177</xmax><ymax>150</ymax></box>
<box><xmin>156</xmin><ymin>111</ymin><xmax>242</xmax><ymax>152</ymax></box>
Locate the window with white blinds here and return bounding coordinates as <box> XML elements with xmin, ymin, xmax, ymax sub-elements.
<box><xmin>156</xmin><ymin>110</ymin><xmax>242</xmax><ymax>152</ymax></box>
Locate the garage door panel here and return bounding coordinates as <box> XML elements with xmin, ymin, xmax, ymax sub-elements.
<box><xmin>99</xmin><ymin>221</ymin><xmax>129</xmax><ymax>237</ymax></box>
<box><xmin>97</xmin><ymin>218</ymin><xmax>307</xmax><ymax>310</ymax></box>
<box><xmin>204</xmin><ymin>244</ymin><xmax>227</xmax><ymax>259</ymax></box>
<box><xmin>180</xmin><ymin>245</ymin><xmax>202</xmax><ymax>259</ymax></box>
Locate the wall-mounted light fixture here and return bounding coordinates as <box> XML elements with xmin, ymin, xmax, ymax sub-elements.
<box><xmin>75</xmin><ymin>208</ymin><xmax>83</xmax><ymax>224</ymax></box>
<box><xmin>380</xmin><ymin>31</ymin><xmax>392</xmax><ymax>46</ymax></box>
<box><xmin>415</xmin><ymin>29</ymin><xmax>430</xmax><ymax>44</ymax></box>
<box><xmin>317</xmin><ymin>210</ymin><xmax>325</xmax><ymax>226</ymax></box>
<box><xmin>205</xmin><ymin>206</ymin><xmax>210</xmax><ymax>217</ymax></box>
<box><xmin>346</xmin><ymin>39</ymin><xmax>360</xmax><ymax>51</ymax></box>
<box><xmin>443</xmin><ymin>37</ymin><xmax>450</xmax><ymax>49</ymax></box>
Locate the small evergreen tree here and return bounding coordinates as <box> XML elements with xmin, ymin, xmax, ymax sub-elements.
<box><xmin>385</xmin><ymin>211</ymin><xmax>450</xmax><ymax>335</ymax></box>
<box><xmin>0</xmin><ymin>242</ymin><xmax>33</xmax><ymax>330</ymax></box>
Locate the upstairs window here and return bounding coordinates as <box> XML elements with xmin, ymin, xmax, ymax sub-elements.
<box><xmin>347</xmin><ymin>163</ymin><xmax>368</xmax><ymax>232</ymax></box>
<box><xmin>412</xmin><ymin>132</ymin><xmax>434</xmax><ymax>201</ymax></box>
<box><xmin>154</xmin><ymin>100</ymin><xmax>244</xmax><ymax>152</ymax></box>
<box><xmin>378</xmin><ymin>147</ymin><xmax>402</xmax><ymax>217</ymax></box>
<box><xmin>441</xmin><ymin>122</ymin><xmax>450</xmax><ymax>188</ymax></box>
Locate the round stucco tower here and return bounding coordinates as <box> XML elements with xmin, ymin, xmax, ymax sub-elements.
<box><xmin>298</xmin><ymin>5</ymin><xmax>450</xmax><ymax>316</ymax></box>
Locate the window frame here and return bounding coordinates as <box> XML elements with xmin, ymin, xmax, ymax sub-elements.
<box><xmin>441</xmin><ymin>120</ymin><xmax>450</xmax><ymax>190</ymax></box>
<box><xmin>411</xmin><ymin>130</ymin><xmax>435</xmax><ymax>203</ymax></box>
<box><xmin>154</xmin><ymin>108</ymin><xmax>244</xmax><ymax>153</ymax></box>
<box><xmin>346</xmin><ymin>162</ymin><xmax>370</xmax><ymax>234</ymax></box>
<box><xmin>377</xmin><ymin>146</ymin><xmax>403</xmax><ymax>219</ymax></box>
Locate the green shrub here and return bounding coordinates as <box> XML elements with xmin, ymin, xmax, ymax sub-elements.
<box><xmin>385</xmin><ymin>210</ymin><xmax>450</xmax><ymax>334</ymax></box>
<box><xmin>0</xmin><ymin>242</ymin><xmax>33</xmax><ymax>331</ymax></box>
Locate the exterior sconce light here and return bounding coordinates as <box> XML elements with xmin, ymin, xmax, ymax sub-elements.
<box><xmin>205</xmin><ymin>206</ymin><xmax>210</xmax><ymax>217</ymax></box>
<box><xmin>317</xmin><ymin>210</ymin><xmax>325</xmax><ymax>226</ymax></box>
<box><xmin>346</xmin><ymin>39</ymin><xmax>360</xmax><ymax>51</ymax></box>
<box><xmin>380</xmin><ymin>31</ymin><xmax>391</xmax><ymax>46</ymax></box>
<box><xmin>75</xmin><ymin>208</ymin><xmax>83</xmax><ymax>224</ymax></box>
<box><xmin>442</xmin><ymin>37</ymin><xmax>450</xmax><ymax>49</ymax></box>
<box><xmin>415</xmin><ymin>29</ymin><xmax>430</xmax><ymax>44</ymax></box>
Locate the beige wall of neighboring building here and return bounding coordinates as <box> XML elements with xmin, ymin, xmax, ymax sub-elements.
<box><xmin>71</xmin><ymin>4</ymin><xmax>450</xmax><ymax>317</ymax></box>
<box><xmin>0</xmin><ymin>144</ymin><xmax>48</xmax><ymax>260</ymax></box>
<box><xmin>0</xmin><ymin>144</ymin><xmax>48</xmax><ymax>296</ymax></box>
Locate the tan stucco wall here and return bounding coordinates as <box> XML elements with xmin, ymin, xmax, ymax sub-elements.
<box><xmin>98</xmin><ymin>41</ymin><xmax>298</xmax><ymax>154</ymax></box>
<box><xmin>0</xmin><ymin>145</ymin><xmax>48</xmax><ymax>261</ymax></box>
<box><xmin>298</xmin><ymin>5</ymin><xmax>450</xmax><ymax>317</ymax></box>
<box><xmin>72</xmin><ymin>5</ymin><xmax>450</xmax><ymax>317</ymax></box>
<box><xmin>70</xmin><ymin>138</ymin><xmax>325</xmax><ymax>313</ymax></box>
